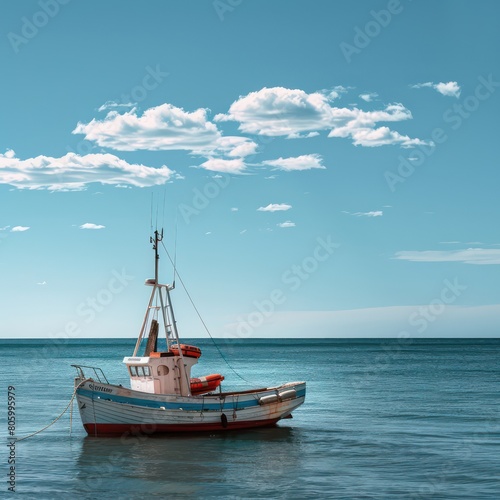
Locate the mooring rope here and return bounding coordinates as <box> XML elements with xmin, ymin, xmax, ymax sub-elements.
<box><xmin>15</xmin><ymin>380</ymin><xmax>86</xmax><ymax>442</ymax></box>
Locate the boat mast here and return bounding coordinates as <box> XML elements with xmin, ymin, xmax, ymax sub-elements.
<box><xmin>153</xmin><ymin>229</ymin><xmax>175</xmax><ymax>350</ymax></box>
<box><xmin>153</xmin><ymin>229</ymin><xmax>162</xmax><ymax>286</ymax></box>
<box><xmin>132</xmin><ymin>229</ymin><xmax>163</xmax><ymax>357</ymax></box>
<box><xmin>155</xmin><ymin>230</ymin><xmax>192</xmax><ymax>395</ymax></box>
<box><xmin>133</xmin><ymin>286</ymin><xmax>156</xmax><ymax>356</ymax></box>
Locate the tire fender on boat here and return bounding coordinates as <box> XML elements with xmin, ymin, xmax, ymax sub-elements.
<box><xmin>221</xmin><ymin>413</ymin><xmax>228</xmax><ymax>428</ymax></box>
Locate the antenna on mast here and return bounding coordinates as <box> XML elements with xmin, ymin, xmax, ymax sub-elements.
<box><xmin>150</xmin><ymin>192</ymin><xmax>154</xmax><ymax>235</ymax></box>
<box><xmin>152</xmin><ymin>228</ymin><xmax>163</xmax><ymax>285</ymax></box>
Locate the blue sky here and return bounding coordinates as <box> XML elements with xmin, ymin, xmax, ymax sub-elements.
<box><xmin>1</xmin><ymin>0</ymin><xmax>500</xmax><ymax>338</ymax></box>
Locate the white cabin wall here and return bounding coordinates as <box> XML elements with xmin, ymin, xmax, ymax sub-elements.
<box><xmin>124</xmin><ymin>355</ymin><xmax>199</xmax><ymax>395</ymax></box>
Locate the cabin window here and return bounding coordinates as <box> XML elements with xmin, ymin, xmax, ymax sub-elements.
<box><xmin>158</xmin><ymin>365</ymin><xmax>169</xmax><ymax>375</ymax></box>
<box><xmin>129</xmin><ymin>365</ymin><xmax>151</xmax><ymax>377</ymax></box>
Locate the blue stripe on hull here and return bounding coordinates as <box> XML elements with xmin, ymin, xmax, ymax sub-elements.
<box><xmin>76</xmin><ymin>387</ymin><xmax>306</xmax><ymax>411</ymax></box>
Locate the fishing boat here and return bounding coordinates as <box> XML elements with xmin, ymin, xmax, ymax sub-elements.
<box><xmin>72</xmin><ymin>230</ymin><xmax>306</xmax><ymax>436</ymax></box>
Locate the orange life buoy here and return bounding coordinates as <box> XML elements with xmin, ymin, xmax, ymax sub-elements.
<box><xmin>169</xmin><ymin>344</ymin><xmax>202</xmax><ymax>359</ymax></box>
<box><xmin>190</xmin><ymin>373</ymin><xmax>224</xmax><ymax>395</ymax></box>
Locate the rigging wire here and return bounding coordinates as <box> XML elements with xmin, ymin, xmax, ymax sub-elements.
<box><xmin>160</xmin><ymin>240</ymin><xmax>251</xmax><ymax>384</ymax></box>
<box><xmin>172</xmin><ymin>210</ymin><xmax>178</xmax><ymax>286</ymax></box>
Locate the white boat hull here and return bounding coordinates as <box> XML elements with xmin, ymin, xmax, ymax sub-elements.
<box><xmin>75</xmin><ymin>379</ymin><xmax>306</xmax><ymax>436</ymax></box>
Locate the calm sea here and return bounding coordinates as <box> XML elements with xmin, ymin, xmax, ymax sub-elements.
<box><xmin>1</xmin><ymin>338</ymin><xmax>499</xmax><ymax>499</ymax></box>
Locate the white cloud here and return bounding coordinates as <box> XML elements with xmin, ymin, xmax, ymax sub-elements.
<box><xmin>344</xmin><ymin>210</ymin><xmax>383</xmax><ymax>217</ymax></box>
<box><xmin>435</xmin><ymin>82</ymin><xmax>461</xmax><ymax>97</ymax></box>
<box><xmin>359</xmin><ymin>92</ymin><xmax>378</xmax><ymax>102</ymax></box>
<box><xmin>36</xmin><ymin>281</ymin><xmax>47</xmax><ymax>285</ymax></box>
<box><xmin>3</xmin><ymin>149</ymin><xmax>15</xmax><ymax>159</ymax></box>
<box><xmin>215</xmin><ymin>136</ymin><xmax>258</xmax><ymax>158</ymax></box>
<box><xmin>11</xmin><ymin>226</ymin><xmax>30</xmax><ymax>232</ymax></box>
<box><xmin>258</xmin><ymin>203</ymin><xmax>292</xmax><ymax>212</ymax></box>
<box><xmin>216</xmin><ymin>86</ymin><xmax>428</xmax><ymax>148</ymax></box>
<box><xmin>199</xmin><ymin>157</ymin><xmax>246</xmax><ymax>174</ymax></box>
<box><xmin>262</xmin><ymin>154</ymin><xmax>325</xmax><ymax>171</ymax></box>
<box><xmin>73</xmin><ymin>103</ymin><xmax>257</xmax><ymax>160</ymax></box>
<box><xmin>74</xmin><ymin>104</ymin><xmax>218</xmax><ymax>152</ymax></box>
<box><xmin>215</xmin><ymin>87</ymin><xmax>333</xmax><ymax>136</ymax></box>
<box><xmin>394</xmin><ymin>248</ymin><xmax>500</xmax><ymax>265</ymax></box>
<box><xmin>356</xmin><ymin>211</ymin><xmax>383</xmax><ymax>217</ymax></box>
<box><xmin>80</xmin><ymin>223</ymin><xmax>105</xmax><ymax>230</ymax></box>
<box><xmin>98</xmin><ymin>101</ymin><xmax>135</xmax><ymax>112</ymax></box>
<box><xmin>411</xmin><ymin>81</ymin><xmax>461</xmax><ymax>98</ymax></box>
<box><xmin>231</xmin><ymin>207</ymin><xmax>239</xmax><ymax>212</ymax></box>
<box><xmin>325</xmin><ymin>85</ymin><xmax>349</xmax><ymax>100</ymax></box>
<box><xmin>277</xmin><ymin>221</ymin><xmax>296</xmax><ymax>228</ymax></box>
<box><xmin>329</xmin><ymin>124</ymin><xmax>427</xmax><ymax>148</ymax></box>
<box><xmin>0</xmin><ymin>150</ymin><xmax>174</xmax><ymax>191</ymax></box>
<box><xmin>0</xmin><ymin>225</ymin><xmax>10</xmax><ymax>231</ymax></box>
<box><xmin>239</xmin><ymin>229</ymin><xmax>247</xmax><ymax>234</ymax></box>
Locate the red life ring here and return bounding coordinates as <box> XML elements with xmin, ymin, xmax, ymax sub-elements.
<box><xmin>190</xmin><ymin>373</ymin><xmax>224</xmax><ymax>395</ymax></box>
<box><xmin>169</xmin><ymin>344</ymin><xmax>202</xmax><ymax>359</ymax></box>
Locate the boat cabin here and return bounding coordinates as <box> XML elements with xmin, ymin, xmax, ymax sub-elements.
<box><xmin>123</xmin><ymin>344</ymin><xmax>201</xmax><ymax>396</ymax></box>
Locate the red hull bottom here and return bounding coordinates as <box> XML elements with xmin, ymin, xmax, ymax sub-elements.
<box><xmin>83</xmin><ymin>418</ymin><xmax>281</xmax><ymax>437</ymax></box>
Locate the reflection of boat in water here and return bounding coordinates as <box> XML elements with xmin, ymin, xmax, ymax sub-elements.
<box><xmin>75</xmin><ymin>426</ymin><xmax>301</xmax><ymax>496</ymax></box>
<box><xmin>73</xmin><ymin>230</ymin><xmax>306</xmax><ymax>436</ymax></box>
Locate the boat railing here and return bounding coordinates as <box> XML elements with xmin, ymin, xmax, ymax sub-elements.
<box><xmin>71</xmin><ymin>364</ymin><xmax>110</xmax><ymax>384</ymax></box>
